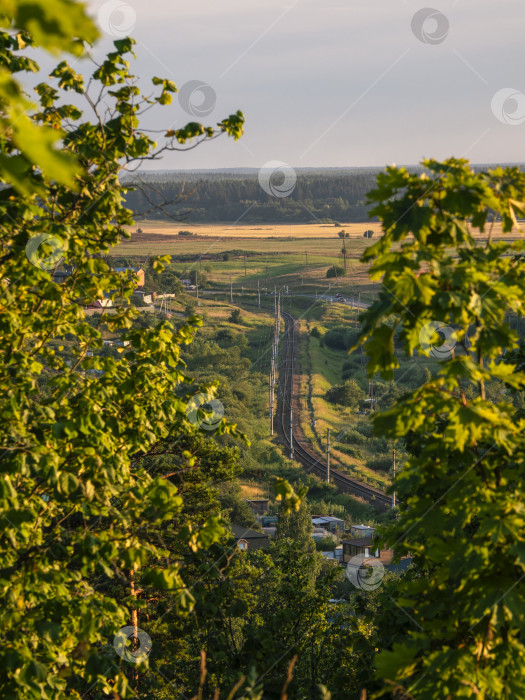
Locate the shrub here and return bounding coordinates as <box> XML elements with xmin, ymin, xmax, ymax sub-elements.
<box><xmin>338</xmin><ymin>428</ymin><xmax>367</xmax><ymax>446</ymax></box>
<box><xmin>310</xmin><ymin>326</ymin><xmax>322</xmax><ymax>339</ymax></box>
<box><xmin>325</xmin><ymin>379</ymin><xmax>366</xmax><ymax>408</ymax></box>
<box><xmin>363</xmin><ymin>229</ymin><xmax>374</xmax><ymax>238</ymax></box>
<box><xmin>229</xmin><ymin>308</ymin><xmax>242</xmax><ymax>324</ymax></box>
<box><xmin>326</xmin><ymin>265</ymin><xmax>345</xmax><ymax>279</ymax></box>
<box><xmin>342</xmin><ymin>356</ymin><xmax>363</xmax><ymax>380</ymax></box>
<box><xmin>355</xmin><ymin>421</ymin><xmax>373</xmax><ymax>438</ymax></box>
<box><xmin>315</xmin><ymin>536</ymin><xmax>337</xmax><ymax>552</ymax></box>
<box><xmin>367</xmin><ymin>454</ymin><xmax>393</xmax><ymax>473</ymax></box>
<box><xmin>336</xmin><ymin>444</ymin><xmax>364</xmax><ymax>460</ymax></box>
<box><xmin>216</xmin><ymin>328</ymin><xmax>235</xmax><ymax>345</ymax></box>
<box><xmin>189</xmin><ymin>269</ymin><xmax>207</xmax><ymax>287</ymax></box>
<box><xmin>324</xmin><ymin>326</ymin><xmax>360</xmax><ymax>351</ymax></box>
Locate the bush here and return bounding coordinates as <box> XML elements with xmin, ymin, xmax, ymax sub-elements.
<box><xmin>310</xmin><ymin>326</ymin><xmax>322</xmax><ymax>339</ymax></box>
<box><xmin>189</xmin><ymin>269</ymin><xmax>207</xmax><ymax>287</ymax></box>
<box><xmin>325</xmin><ymin>379</ymin><xmax>366</xmax><ymax>408</ymax></box>
<box><xmin>216</xmin><ymin>328</ymin><xmax>235</xmax><ymax>345</ymax></box>
<box><xmin>342</xmin><ymin>356</ymin><xmax>363</xmax><ymax>380</ymax></box>
<box><xmin>326</xmin><ymin>265</ymin><xmax>345</xmax><ymax>279</ymax></box>
<box><xmin>338</xmin><ymin>428</ymin><xmax>367</xmax><ymax>446</ymax></box>
<box><xmin>218</xmin><ymin>492</ymin><xmax>260</xmax><ymax>530</ymax></box>
<box><xmin>324</xmin><ymin>326</ymin><xmax>360</xmax><ymax>351</ymax></box>
<box><xmin>367</xmin><ymin>454</ymin><xmax>393</xmax><ymax>473</ymax></box>
<box><xmin>315</xmin><ymin>536</ymin><xmax>337</xmax><ymax>552</ymax></box>
<box><xmin>355</xmin><ymin>421</ymin><xmax>373</xmax><ymax>438</ymax></box>
<box><xmin>363</xmin><ymin>229</ymin><xmax>374</xmax><ymax>238</ymax></box>
<box><xmin>229</xmin><ymin>308</ymin><xmax>242</xmax><ymax>324</ymax></box>
<box><xmin>336</xmin><ymin>444</ymin><xmax>364</xmax><ymax>460</ymax></box>
<box><xmin>178</xmin><ymin>230</ymin><xmax>193</xmax><ymax>236</ymax></box>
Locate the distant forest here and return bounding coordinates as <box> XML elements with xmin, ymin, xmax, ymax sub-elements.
<box><xmin>122</xmin><ymin>169</ymin><xmax>383</xmax><ymax>223</ymax></box>
<box><xmin>122</xmin><ymin>164</ymin><xmax>523</xmax><ymax>225</ymax></box>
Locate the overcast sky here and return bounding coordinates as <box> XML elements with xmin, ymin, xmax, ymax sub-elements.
<box><xmin>85</xmin><ymin>0</ymin><xmax>525</xmax><ymax>170</ymax></box>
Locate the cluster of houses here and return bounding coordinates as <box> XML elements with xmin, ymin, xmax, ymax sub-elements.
<box><xmin>232</xmin><ymin>499</ymin><xmax>412</xmax><ymax>576</ymax></box>
<box><xmin>53</xmin><ymin>266</ymin><xmax>157</xmax><ymax>308</ymax></box>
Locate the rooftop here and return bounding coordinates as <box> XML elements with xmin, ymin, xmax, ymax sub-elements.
<box><xmin>230</xmin><ymin>524</ymin><xmax>268</xmax><ymax>541</ymax></box>
<box><xmin>342</xmin><ymin>537</ymin><xmax>373</xmax><ymax>547</ymax></box>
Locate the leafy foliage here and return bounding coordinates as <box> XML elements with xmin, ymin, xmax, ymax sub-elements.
<box><xmin>357</xmin><ymin>158</ymin><xmax>525</xmax><ymax>699</ymax></box>
<box><xmin>326</xmin><ymin>265</ymin><xmax>345</xmax><ymax>279</ymax></box>
<box><xmin>0</xmin><ymin>14</ymin><xmax>289</xmax><ymax>697</ymax></box>
<box><xmin>325</xmin><ymin>379</ymin><xmax>366</xmax><ymax>408</ymax></box>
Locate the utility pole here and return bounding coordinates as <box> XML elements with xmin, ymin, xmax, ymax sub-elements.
<box><xmin>269</xmin><ymin>355</ymin><xmax>274</xmax><ymax>436</ymax></box>
<box><xmin>229</xmin><ymin>274</ymin><xmax>233</xmax><ymax>303</ymax></box>
<box><xmin>275</xmin><ymin>300</ymin><xmax>279</xmax><ymax>367</ymax></box>
<box><xmin>257</xmin><ymin>279</ymin><xmax>260</xmax><ymax>307</ymax></box>
<box><xmin>326</xmin><ymin>429</ymin><xmax>330</xmax><ymax>483</ymax></box>
<box><xmin>392</xmin><ymin>448</ymin><xmax>396</xmax><ymax>508</ymax></box>
<box><xmin>289</xmin><ymin>403</ymin><xmax>293</xmax><ymax>459</ymax></box>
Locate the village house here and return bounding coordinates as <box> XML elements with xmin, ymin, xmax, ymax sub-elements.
<box><xmin>231</xmin><ymin>524</ymin><xmax>270</xmax><ymax>551</ymax></box>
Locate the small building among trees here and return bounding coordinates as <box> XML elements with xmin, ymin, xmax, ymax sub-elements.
<box><xmin>231</xmin><ymin>524</ymin><xmax>270</xmax><ymax>551</ymax></box>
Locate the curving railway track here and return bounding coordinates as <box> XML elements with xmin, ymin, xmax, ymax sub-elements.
<box><xmin>276</xmin><ymin>309</ymin><xmax>392</xmax><ymax>512</ymax></box>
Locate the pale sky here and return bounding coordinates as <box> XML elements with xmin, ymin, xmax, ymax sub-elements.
<box><xmin>84</xmin><ymin>0</ymin><xmax>525</xmax><ymax>170</ymax></box>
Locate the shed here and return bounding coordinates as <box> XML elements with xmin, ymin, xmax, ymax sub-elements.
<box><xmin>245</xmin><ymin>499</ymin><xmax>270</xmax><ymax>515</ymax></box>
<box><xmin>349</xmin><ymin>524</ymin><xmax>376</xmax><ymax>538</ymax></box>
<box><xmin>342</xmin><ymin>537</ymin><xmax>394</xmax><ymax>566</ymax></box>
<box><xmin>231</xmin><ymin>524</ymin><xmax>270</xmax><ymax>551</ymax></box>
<box><xmin>311</xmin><ymin>515</ymin><xmax>345</xmax><ymax>533</ymax></box>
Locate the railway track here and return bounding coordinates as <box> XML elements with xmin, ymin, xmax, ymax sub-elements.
<box><xmin>236</xmin><ymin>298</ymin><xmax>392</xmax><ymax>511</ymax></box>
<box><xmin>276</xmin><ymin>309</ymin><xmax>392</xmax><ymax>512</ymax></box>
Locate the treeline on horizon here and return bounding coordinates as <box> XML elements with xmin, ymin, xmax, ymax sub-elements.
<box><xmin>123</xmin><ymin>171</ymin><xmax>381</xmax><ymax>223</ymax></box>
<box><xmin>122</xmin><ymin>163</ymin><xmax>524</xmax><ymax>224</ymax></box>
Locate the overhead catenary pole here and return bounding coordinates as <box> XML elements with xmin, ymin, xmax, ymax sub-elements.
<box><xmin>289</xmin><ymin>403</ymin><xmax>293</xmax><ymax>459</ymax></box>
<box><xmin>269</xmin><ymin>355</ymin><xmax>274</xmax><ymax>436</ymax></box>
<box><xmin>326</xmin><ymin>429</ymin><xmax>330</xmax><ymax>483</ymax></box>
<box><xmin>392</xmin><ymin>448</ymin><xmax>396</xmax><ymax>508</ymax></box>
